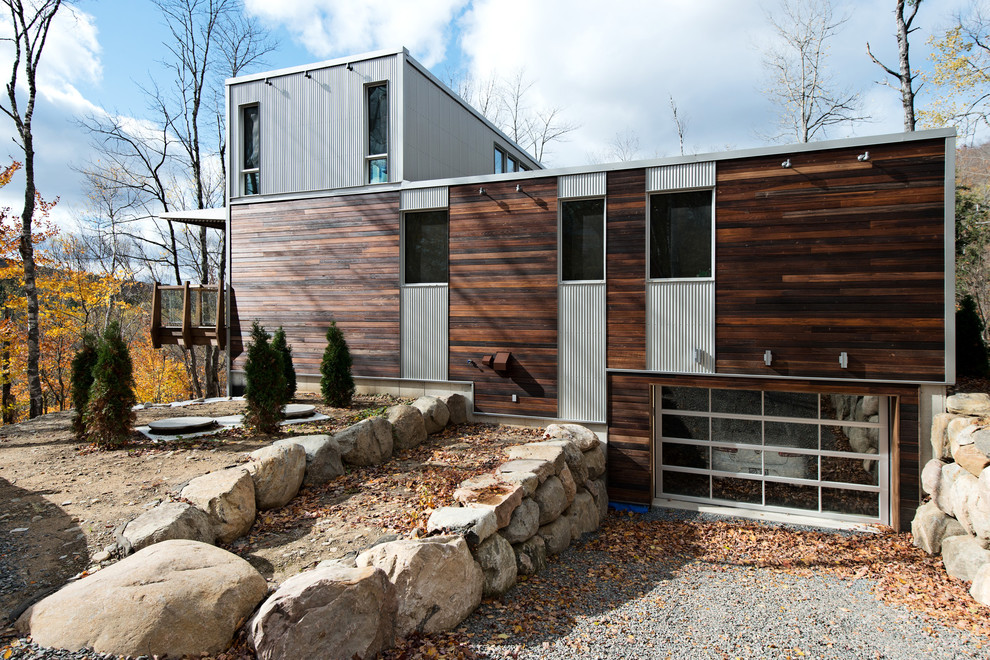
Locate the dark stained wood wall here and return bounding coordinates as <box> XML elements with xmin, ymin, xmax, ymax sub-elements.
<box><xmin>607</xmin><ymin>372</ymin><xmax>921</xmax><ymax>530</ymax></box>
<box><xmin>715</xmin><ymin>139</ymin><xmax>947</xmax><ymax>381</ymax></box>
<box><xmin>230</xmin><ymin>191</ymin><xmax>401</xmax><ymax>377</ymax></box>
<box><xmin>448</xmin><ymin>178</ymin><xmax>559</xmax><ymax>417</ymax></box>
<box><xmin>606</xmin><ymin>169</ymin><xmax>647</xmax><ymax>370</ymax></box>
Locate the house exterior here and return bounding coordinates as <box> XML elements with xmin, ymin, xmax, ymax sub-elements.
<box><xmin>211</xmin><ymin>48</ymin><xmax>955</xmax><ymax>531</ymax></box>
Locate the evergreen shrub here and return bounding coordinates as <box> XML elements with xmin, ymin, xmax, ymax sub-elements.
<box><xmin>85</xmin><ymin>321</ymin><xmax>137</xmax><ymax>447</ymax></box>
<box><xmin>271</xmin><ymin>326</ymin><xmax>297</xmax><ymax>401</ymax></box>
<box><xmin>320</xmin><ymin>320</ymin><xmax>354</xmax><ymax>407</ymax></box>
<box><xmin>244</xmin><ymin>321</ymin><xmax>287</xmax><ymax>433</ymax></box>
<box><xmin>70</xmin><ymin>332</ymin><xmax>98</xmax><ymax>440</ymax></box>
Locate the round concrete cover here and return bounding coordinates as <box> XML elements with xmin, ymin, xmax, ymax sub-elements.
<box><xmin>147</xmin><ymin>416</ymin><xmax>217</xmax><ymax>434</ymax></box>
<box><xmin>283</xmin><ymin>404</ymin><xmax>316</xmax><ymax>419</ymax></box>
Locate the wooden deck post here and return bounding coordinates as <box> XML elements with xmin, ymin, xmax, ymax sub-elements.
<box><xmin>150</xmin><ymin>282</ymin><xmax>162</xmax><ymax>348</ymax></box>
<box><xmin>181</xmin><ymin>281</ymin><xmax>192</xmax><ymax>349</ymax></box>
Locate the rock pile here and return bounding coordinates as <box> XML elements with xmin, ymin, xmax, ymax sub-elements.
<box><xmin>912</xmin><ymin>393</ymin><xmax>990</xmax><ymax>605</ymax></box>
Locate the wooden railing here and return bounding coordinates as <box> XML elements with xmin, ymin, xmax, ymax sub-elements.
<box><xmin>150</xmin><ymin>282</ymin><xmax>226</xmax><ymax>350</ymax></box>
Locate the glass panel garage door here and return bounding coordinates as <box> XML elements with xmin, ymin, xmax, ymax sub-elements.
<box><xmin>655</xmin><ymin>386</ymin><xmax>889</xmax><ymax>524</ymax></box>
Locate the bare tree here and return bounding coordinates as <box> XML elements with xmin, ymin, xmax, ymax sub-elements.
<box><xmin>79</xmin><ymin>0</ymin><xmax>273</xmax><ymax>397</ymax></box>
<box><xmin>762</xmin><ymin>0</ymin><xmax>867</xmax><ymax>142</ymax></box>
<box><xmin>866</xmin><ymin>0</ymin><xmax>922</xmax><ymax>131</ymax></box>
<box><xmin>669</xmin><ymin>95</ymin><xmax>687</xmax><ymax>155</ymax></box>
<box><xmin>0</xmin><ymin>0</ymin><xmax>63</xmax><ymax>418</ymax></box>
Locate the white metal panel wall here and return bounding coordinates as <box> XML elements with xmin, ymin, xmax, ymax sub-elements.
<box><xmin>229</xmin><ymin>54</ymin><xmax>402</xmax><ymax>197</ymax></box>
<box><xmin>648</xmin><ymin>280</ymin><xmax>715</xmax><ymax>373</ymax></box>
<box><xmin>402</xmin><ymin>62</ymin><xmax>540</xmax><ymax>181</ymax></box>
<box><xmin>559</xmin><ymin>172</ymin><xmax>606</xmax><ymax>198</ymax></box>
<box><xmin>401</xmin><ymin>284</ymin><xmax>448</xmax><ymax>380</ymax></box>
<box><xmin>647</xmin><ymin>162</ymin><xmax>715</xmax><ymax>191</ymax></box>
<box><xmin>558</xmin><ymin>282</ymin><xmax>606</xmax><ymax>422</ymax></box>
<box><xmin>401</xmin><ymin>187</ymin><xmax>448</xmax><ymax>210</ymax></box>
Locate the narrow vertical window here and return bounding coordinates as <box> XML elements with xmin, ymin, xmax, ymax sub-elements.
<box><xmin>494</xmin><ymin>145</ymin><xmax>506</xmax><ymax>174</ymax></box>
<box><xmin>367</xmin><ymin>83</ymin><xmax>388</xmax><ymax>184</ymax></box>
<box><xmin>561</xmin><ymin>199</ymin><xmax>605</xmax><ymax>281</ymax></box>
<box><xmin>649</xmin><ymin>190</ymin><xmax>713</xmax><ymax>279</ymax></box>
<box><xmin>241</xmin><ymin>105</ymin><xmax>260</xmax><ymax>195</ymax></box>
<box><xmin>404</xmin><ymin>210</ymin><xmax>448</xmax><ymax>284</ymax></box>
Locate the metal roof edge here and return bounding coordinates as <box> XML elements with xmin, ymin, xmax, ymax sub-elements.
<box><xmin>225</xmin><ymin>47</ymin><xmax>407</xmax><ymax>86</ymax></box>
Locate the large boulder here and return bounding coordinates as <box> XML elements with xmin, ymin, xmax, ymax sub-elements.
<box><xmin>582</xmin><ymin>445</ymin><xmax>606</xmax><ymax>482</ymax></box>
<box><xmin>180</xmin><ymin>467</ymin><xmax>256</xmax><ymax>543</ymax></box>
<box><xmin>544</xmin><ymin>423</ymin><xmax>599</xmax><ymax>451</ymax></box>
<box><xmin>505</xmin><ymin>443</ymin><xmax>567</xmax><ymax>474</ymax></box>
<box><xmin>453</xmin><ymin>478</ymin><xmax>524</xmax><ymax>529</ymax></box>
<box><xmin>949</xmin><ymin>417</ymin><xmax>980</xmax><ymax>457</ymax></box>
<box><xmin>558</xmin><ymin>464</ymin><xmax>577</xmax><ymax>507</ymax></box>
<box><xmin>335</xmin><ymin>417</ymin><xmax>393</xmax><ymax>466</ymax></box>
<box><xmin>586</xmin><ymin>478</ymin><xmax>609</xmax><ymax>521</ymax></box>
<box><xmin>498</xmin><ymin>458</ymin><xmax>555</xmax><ymax>484</ymax></box>
<box><xmin>427</xmin><ymin>507</ymin><xmax>497</xmax><ymax>547</ymax></box>
<box><xmin>975</xmin><ymin>428</ymin><xmax>990</xmax><ymax>458</ymax></box>
<box><xmin>411</xmin><ymin>396</ymin><xmax>450</xmax><ymax>434</ymax></box>
<box><xmin>911</xmin><ymin>500</ymin><xmax>966</xmax><ymax>555</ymax></box>
<box><xmin>538</xmin><ymin>516</ymin><xmax>572</xmax><ymax>556</ymax></box>
<box><xmin>947</xmin><ymin>393</ymin><xmax>990</xmax><ymax>416</ymax></box>
<box><xmin>498</xmin><ymin>469</ymin><xmax>539</xmax><ymax>497</ymax></box>
<box><xmin>937</xmin><ymin>463</ymin><xmax>969</xmax><ymax>517</ymax></box>
<box><xmin>947</xmin><ymin>467</ymin><xmax>982</xmax><ymax>534</ymax></box>
<box><xmin>513</xmin><ymin>535</ymin><xmax>547</xmax><ymax>576</ymax></box>
<box><xmin>250</xmin><ymin>561</ymin><xmax>397</xmax><ymax>660</ymax></box>
<box><xmin>438</xmin><ymin>393</ymin><xmax>469</xmax><ymax>425</ymax></box>
<box><xmin>275</xmin><ymin>435</ymin><xmax>343</xmax><ymax>487</ymax></box>
<box><xmin>246</xmin><ymin>442</ymin><xmax>307</xmax><ymax>510</ymax></box>
<box><xmin>922</xmin><ymin>459</ymin><xmax>946</xmax><ymax>498</ymax></box>
<box><xmin>971</xmin><ymin>564</ymin><xmax>990</xmax><ymax>607</ymax></box>
<box><xmin>954</xmin><ymin>443</ymin><xmax>990</xmax><ymax>479</ymax></box>
<box><xmin>473</xmin><ymin>533</ymin><xmax>517</xmax><ymax>598</ymax></box>
<box><xmin>116</xmin><ymin>501</ymin><xmax>215</xmax><ymax>555</ymax></box>
<box><xmin>564</xmin><ymin>489</ymin><xmax>600</xmax><ymax>540</ymax></box>
<box><xmin>356</xmin><ymin>536</ymin><xmax>483</xmax><ymax>637</ymax></box>
<box><xmin>942</xmin><ymin>534</ymin><xmax>990</xmax><ymax>582</ymax></box>
<box><xmin>533</xmin><ymin>475</ymin><xmax>568</xmax><ymax>525</ymax></box>
<box><xmin>387</xmin><ymin>405</ymin><xmax>427</xmax><ymax>451</ymax></box>
<box><xmin>930</xmin><ymin>413</ymin><xmax>960</xmax><ymax>461</ymax></box>
<box><xmin>16</xmin><ymin>540</ymin><xmax>267</xmax><ymax>658</ymax></box>
<box><xmin>500</xmin><ymin>497</ymin><xmax>540</xmax><ymax>544</ymax></box>
<box><xmin>541</xmin><ymin>439</ymin><xmax>587</xmax><ymax>483</ymax></box>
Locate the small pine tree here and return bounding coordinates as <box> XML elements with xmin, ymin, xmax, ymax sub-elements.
<box><xmin>271</xmin><ymin>327</ymin><xmax>297</xmax><ymax>402</ymax></box>
<box><xmin>85</xmin><ymin>321</ymin><xmax>137</xmax><ymax>448</ymax></box>
<box><xmin>320</xmin><ymin>320</ymin><xmax>354</xmax><ymax>407</ymax></box>
<box><xmin>244</xmin><ymin>321</ymin><xmax>287</xmax><ymax>433</ymax></box>
<box><xmin>957</xmin><ymin>295</ymin><xmax>990</xmax><ymax>378</ymax></box>
<box><xmin>70</xmin><ymin>332</ymin><xmax>98</xmax><ymax>440</ymax></box>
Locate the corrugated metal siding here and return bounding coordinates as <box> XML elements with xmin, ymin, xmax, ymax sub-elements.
<box><xmin>559</xmin><ymin>282</ymin><xmax>606</xmax><ymax>422</ymax></box>
<box><xmin>401</xmin><ymin>284</ymin><xmax>448</xmax><ymax>380</ymax></box>
<box><xmin>559</xmin><ymin>172</ymin><xmax>606</xmax><ymax>198</ymax></box>
<box><xmin>229</xmin><ymin>55</ymin><xmax>401</xmax><ymax>197</ymax></box>
<box><xmin>401</xmin><ymin>187</ymin><xmax>448</xmax><ymax>210</ymax></box>
<box><xmin>647</xmin><ymin>161</ymin><xmax>715</xmax><ymax>191</ymax></box>
<box><xmin>647</xmin><ymin>280</ymin><xmax>714</xmax><ymax>373</ymax></box>
<box><xmin>402</xmin><ymin>62</ymin><xmax>538</xmax><ymax>181</ymax></box>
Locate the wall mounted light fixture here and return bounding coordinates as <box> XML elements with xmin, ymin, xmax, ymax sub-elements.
<box><xmin>516</xmin><ymin>184</ymin><xmax>523</xmax><ymax>192</ymax></box>
<box><xmin>857</xmin><ymin>151</ymin><xmax>870</xmax><ymax>162</ymax></box>
<box><xmin>781</xmin><ymin>159</ymin><xmax>791</xmax><ymax>168</ymax></box>
<box><xmin>764</xmin><ymin>350</ymin><xmax>773</xmax><ymax>366</ymax></box>
<box><xmin>264</xmin><ymin>78</ymin><xmax>273</xmax><ymax>86</ymax></box>
<box><xmin>839</xmin><ymin>352</ymin><xmax>849</xmax><ymax>369</ymax></box>
<box><xmin>346</xmin><ymin>63</ymin><xmax>354</xmax><ymax>71</ymax></box>
<box><xmin>479</xmin><ymin>187</ymin><xmax>486</xmax><ymax>195</ymax></box>
<box><xmin>304</xmin><ymin>70</ymin><xmax>312</xmax><ymax>79</ymax></box>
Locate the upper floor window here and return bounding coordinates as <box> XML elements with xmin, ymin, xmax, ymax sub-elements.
<box><xmin>367</xmin><ymin>83</ymin><xmax>388</xmax><ymax>184</ymax></box>
<box><xmin>404</xmin><ymin>210</ymin><xmax>448</xmax><ymax>284</ymax></box>
<box><xmin>649</xmin><ymin>190</ymin><xmax>713</xmax><ymax>279</ymax></box>
<box><xmin>494</xmin><ymin>144</ymin><xmax>526</xmax><ymax>174</ymax></box>
<box><xmin>241</xmin><ymin>104</ymin><xmax>260</xmax><ymax>195</ymax></box>
<box><xmin>561</xmin><ymin>198</ymin><xmax>604</xmax><ymax>281</ymax></box>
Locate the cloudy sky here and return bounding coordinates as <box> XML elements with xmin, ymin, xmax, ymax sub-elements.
<box><xmin>0</xmin><ymin>0</ymin><xmax>979</xmax><ymax>227</ymax></box>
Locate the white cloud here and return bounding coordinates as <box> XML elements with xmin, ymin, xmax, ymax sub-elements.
<box><xmin>244</xmin><ymin>0</ymin><xmax>468</xmax><ymax>66</ymax></box>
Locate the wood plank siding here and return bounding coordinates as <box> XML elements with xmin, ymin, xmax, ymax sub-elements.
<box><xmin>606</xmin><ymin>372</ymin><xmax>922</xmax><ymax>530</ymax></box>
<box><xmin>230</xmin><ymin>191</ymin><xmax>401</xmax><ymax>377</ymax></box>
<box><xmin>448</xmin><ymin>178</ymin><xmax>559</xmax><ymax>417</ymax></box>
<box><xmin>606</xmin><ymin>169</ymin><xmax>647</xmax><ymax>370</ymax></box>
<box><xmin>714</xmin><ymin>139</ymin><xmax>946</xmax><ymax>381</ymax></box>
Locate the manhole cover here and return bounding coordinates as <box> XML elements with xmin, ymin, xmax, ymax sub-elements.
<box><xmin>147</xmin><ymin>416</ymin><xmax>217</xmax><ymax>434</ymax></box>
<box><xmin>283</xmin><ymin>404</ymin><xmax>317</xmax><ymax>419</ymax></box>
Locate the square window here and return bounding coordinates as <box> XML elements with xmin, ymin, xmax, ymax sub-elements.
<box><xmin>561</xmin><ymin>198</ymin><xmax>604</xmax><ymax>281</ymax></box>
<box><xmin>404</xmin><ymin>210</ymin><xmax>448</xmax><ymax>284</ymax></box>
<box><xmin>649</xmin><ymin>190</ymin><xmax>712</xmax><ymax>278</ymax></box>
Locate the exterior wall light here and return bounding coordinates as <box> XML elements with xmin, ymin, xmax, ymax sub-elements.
<box><xmin>764</xmin><ymin>350</ymin><xmax>773</xmax><ymax>366</ymax></box>
<box><xmin>516</xmin><ymin>184</ymin><xmax>523</xmax><ymax>192</ymax></box>
<box><xmin>857</xmin><ymin>151</ymin><xmax>870</xmax><ymax>162</ymax></box>
<box><xmin>839</xmin><ymin>352</ymin><xmax>849</xmax><ymax>369</ymax></box>
<box><xmin>479</xmin><ymin>187</ymin><xmax>486</xmax><ymax>195</ymax></box>
<box><xmin>781</xmin><ymin>159</ymin><xmax>791</xmax><ymax>168</ymax></box>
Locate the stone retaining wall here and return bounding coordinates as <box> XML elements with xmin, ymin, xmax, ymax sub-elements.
<box><xmin>16</xmin><ymin>395</ymin><xmax>607</xmax><ymax>659</ymax></box>
<box><xmin>911</xmin><ymin>393</ymin><xmax>990</xmax><ymax>605</ymax></box>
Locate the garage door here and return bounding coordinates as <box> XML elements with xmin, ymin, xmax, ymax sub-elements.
<box><xmin>655</xmin><ymin>386</ymin><xmax>889</xmax><ymax>524</ymax></box>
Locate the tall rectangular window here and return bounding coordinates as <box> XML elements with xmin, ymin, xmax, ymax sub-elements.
<box><xmin>494</xmin><ymin>145</ymin><xmax>506</xmax><ymax>173</ymax></box>
<box><xmin>404</xmin><ymin>210</ymin><xmax>448</xmax><ymax>284</ymax></box>
<box><xmin>241</xmin><ymin>105</ymin><xmax>259</xmax><ymax>195</ymax></box>
<box><xmin>367</xmin><ymin>83</ymin><xmax>388</xmax><ymax>184</ymax></box>
<box><xmin>561</xmin><ymin>198</ymin><xmax>605</xmax><ymax>281</ymax></box>
<box><xmin>649</xmin><ymin>190</ymin><xmax>712</xmax><ymax>279</ymax></box>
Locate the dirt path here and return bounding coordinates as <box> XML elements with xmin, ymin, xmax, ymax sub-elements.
<box><xmin>0</xmin><ymin>394</ymin><xmax>542</xmax><ymax>626</ymax></box>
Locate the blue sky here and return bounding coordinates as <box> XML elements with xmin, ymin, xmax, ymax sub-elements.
<box><xmin>0</xmin><ymin>0</ymin><xmax>979</xmax><ymax>227</ymax></box>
